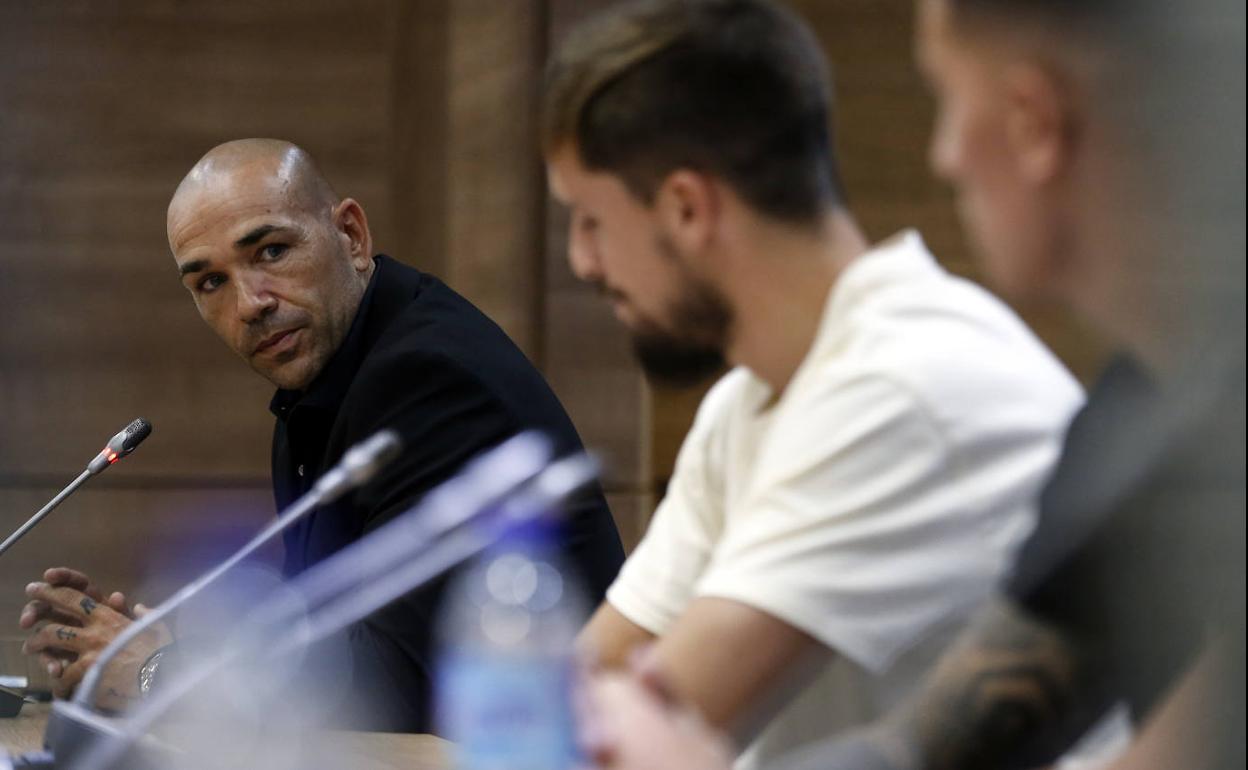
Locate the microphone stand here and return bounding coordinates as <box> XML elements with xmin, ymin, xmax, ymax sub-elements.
<box><xmin>0</xmin><ymin>471</ymin><xmax>90</xmax><ymax>558</ymax></box>
<box><xmin>42</xmin><ymin>430</ymin><xmax>402</xmax><ymax>766</ymax></box>
<box><xmin>77</xmin><ymin>446</ymin><xmax>594</xmax><ymax>770</ymax></box>
<box><xmin>0</xmin><ymin>418</ymin><xmax>152</xmax><ymax>560</ymax></box>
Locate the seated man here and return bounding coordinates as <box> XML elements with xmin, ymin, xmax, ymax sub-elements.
<box><xmin>540</xmin><ymin>0</ymin><xmax>1082</xmax><ymax>767</ymax></box>
<box><xmin>19</xmin><ymin>138</ymin><xmax>625</xmax><ymax>730</ymax></box>
<box><xmin>576</xmin><ymin>0</ymin><xmax>1243</xmax><ymax>768</ymax></box>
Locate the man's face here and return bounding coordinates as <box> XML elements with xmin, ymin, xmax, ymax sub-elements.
<box><xmin>547</xmin><ymin>147</ymin><xmax>728</xmax><ymax>386</ymax></box>
<box><xmin>915</xmin><ymin>0</ymin><xmax>1062</xmax><ymax>300</ymax></box>
<box><xmin>168</xmin><ymin>167</ymin><xmax>370</xmax><ymax>391</ymax></box>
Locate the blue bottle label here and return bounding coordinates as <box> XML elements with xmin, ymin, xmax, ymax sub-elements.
<box><xmin>437</xmin><ymin>651</ymin><xmax>581</xmax><ymax>770</ymax></box>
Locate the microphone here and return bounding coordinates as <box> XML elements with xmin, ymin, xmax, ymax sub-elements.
<box><xmin>76</xmin><ymin>437</ymin><xmax>595</xmax><ymax>770</ymax></box>
<box><xmin>0</xmin><ymin>418</ymin><xmax>152</xmax><ymax>559</ymax></box>
<box><xmin>85</xmin><ymin>419</ymin><xmax>152</xmax><ymax>476</ymax></box>
<box><xmin>43</xmin><ymin>431</ymin><xmax>555</xmax><ymax>770</ymax></box>
<box><xmin>70</xmin><ymin>428</ymin><xmax>403</xmax><ymax>712</ymax></box>
<box><xmin>310</xmin><ymin>428</ymin><xmax>404</xmax><ymax>499</ymax></box>
<box><xmin>41</xmin><ymin>429</ymin><xmax>404</xmax><ymax>768</ymax></box>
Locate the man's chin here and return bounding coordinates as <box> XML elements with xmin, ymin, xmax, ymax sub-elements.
<box><xmin>632</xmin><ymin>333</ymin><xmax>726</xmax><ymax>389</ymax></box>
<box><xmin>255</xmin><ymin>357</ymin><xmax>318</xmax><ymax>392</ymax></box>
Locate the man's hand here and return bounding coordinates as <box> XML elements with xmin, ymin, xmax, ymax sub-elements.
<box><xmin>18</xmin><ymin>567</ymin><xmax>172</xmax><ymax>712</ymax></box>
<box><xmin>580</xmin><ymin>667</ymin><xmax>734</xmax><ymax>770</ymax></box>
<box><xmin>582</xmin><ymin>597</ymin><xmax>827</xmax><ymax>742</ymax></box>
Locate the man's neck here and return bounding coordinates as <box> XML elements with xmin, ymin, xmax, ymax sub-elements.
<box><xmin>724</xmin><ymin>209</ymin><xmax>869</xmax><ymax>396</ymax></box>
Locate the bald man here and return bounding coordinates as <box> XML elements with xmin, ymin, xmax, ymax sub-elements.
<box><xmin>20</xmin><ymin>139</ymin><xmax>625</xmax><ymax>729</ymax></box>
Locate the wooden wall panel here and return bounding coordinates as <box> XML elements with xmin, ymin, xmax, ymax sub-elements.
<box><xmin>0</xmin><ymin>0</ymin><xmax>441</xmax><ymax>684</ymax></box>
<box><xmin>389</xmin><ymin>0</ymin><xmax>451</xmax><ymax>284</ymax></box>
<box><xmin>604</xmin><ymin>491</ymin><xmax>656</xmax><ymax>556</ymax></box>
<box><xmin>389</xmin><ymin>0</ymin><xmax>546</xmax><ymax>360</ymax></box>
<box><xmin>0</xmin><ymin>1</ymin><xmax>399</xmax><ymax>480</ymax></box>
<box><xmin>444</xmin><ymin>0</ymin><xmax>545</xmax><ymax>359</ymax></box>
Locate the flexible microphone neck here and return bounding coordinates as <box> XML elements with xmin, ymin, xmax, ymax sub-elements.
<box><xmin>0</xmin><ymin>419</ymin><xmax>152</xmax><ymax>560</ymax></box>
<box><xmin>81</xmin><ymin>440</ymin><xmax>595</xmax><ymax>770</ymax></box>
<box><xmin>72</xmin><ymin>429</ymin><xmax>401</xmax><ymax>710</ymax></box>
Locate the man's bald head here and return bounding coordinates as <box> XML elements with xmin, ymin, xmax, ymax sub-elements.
<box><xmin>168</xmin><ymin>139</ymin><xmax>374</xmax><ymax>391</ymax></box>
<box><xmin>168</xmin><ymin>139</ymin><xmax>339</xmax><ymax>243</ymax></box>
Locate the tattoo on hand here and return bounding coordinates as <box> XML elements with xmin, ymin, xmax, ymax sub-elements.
<box><xmin>56</xmin><ymin>627</ymin><xmax>78</xmax><ymax>641</ymax></box>
<box><xmin>105</xmin><ymin>687</ymin><xmax>140</xmax><ymax>704</ymax></box>
<box><xmin>908</xmin><ymin>601</ymin><xmax>1083</xmax><ymax>770</ymax></box>
<box><xmin>80</xmin><ymin>597</ymin><xmax>97</xmax><ymax>616</ymax></box>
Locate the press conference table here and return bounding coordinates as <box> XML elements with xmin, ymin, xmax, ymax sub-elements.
<box><xmin>0</xmin><ymin>703</ymin><xmax>450</xmax><ymax>769</ymax></box>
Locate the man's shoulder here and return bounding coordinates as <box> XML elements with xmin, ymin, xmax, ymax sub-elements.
<box><xmin>361</xmin><ymin>264</ymin><xmax>531</xmax><ymax>381</ymax></box>
<box><xmin>341</xmin><ymin>264</ymin><xmax>582</xmax><ymax>441</ymax></box>
<box><xmin>684</xmin><ymin>367</ymin><xmax>760</xmax><ymax>437</ymax></box>
<box><xmin>808</xmin><ymin>253</ymin><xmax>1082</xmax><ymax>426</ymax></box>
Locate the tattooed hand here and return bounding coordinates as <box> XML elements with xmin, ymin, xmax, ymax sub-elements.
<box><xmin>18</xmin><ymin>567</ymin><xmax>173</xmax><ymax>713</ymax></box>
<box><xmin>767</xmin><ymin>598</ymin><xmax>1097</xmax><ymax>770</ymax></box>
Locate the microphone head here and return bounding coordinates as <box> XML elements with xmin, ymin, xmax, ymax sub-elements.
<box><xmin>109</xmin><ymin>418</ymin><xmax>153</xmax><ymax>457</ymax></box>
<box><xmin>87</xmin><ymin>418</ymin><xmax>153</xmax><ymax>474</ymax></box>
<box><xmin>309</xmin><ymin>430</ymin><xmax>403</xmax><ymax>501</ymax></box>
<box><xmin>341</xmin><ymin>429</ymin><xmax>403</xmax><ymax>486</ymax></box>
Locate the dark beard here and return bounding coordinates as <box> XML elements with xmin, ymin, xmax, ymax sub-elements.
<box><xmin>632</xmin><ymin>332</ymin><xmax>727</xmax><ymax>388</ymax></box>
<box><xmin>626</xmin><ymin>233</ymin><xmax>733</xmax><ymax>388</ymax></box>
<box><xmin>630</xmin><ymin>260</ymin><xmax>731</xmax><ymax>388</ymax></box>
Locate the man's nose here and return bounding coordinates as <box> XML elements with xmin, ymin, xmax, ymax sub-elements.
<box><xmin>928</xmin><ymin>125</ymin><xmax>957</xmax><ymax>182</ymax></box>
<box><xmin>236</xmin><ymin>274</ymin><xmax>278</xmax><ymax>324</ymax></box>
<box><xmin>566</xmin><ymin>222</ymin><xmax>603</xmax><ymax>284</ymax></box>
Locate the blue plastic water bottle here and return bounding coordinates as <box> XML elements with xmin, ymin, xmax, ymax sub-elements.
<box><xmin>436</xmin><ymin>520</ymin><xmax>586</xmax><ymax>770</ymax></box>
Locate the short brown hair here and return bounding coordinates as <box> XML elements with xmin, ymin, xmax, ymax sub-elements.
<box><xmin>542</xmin><ymin>0</ymin><xmax>844</xmax><ymax>225</ymax></box>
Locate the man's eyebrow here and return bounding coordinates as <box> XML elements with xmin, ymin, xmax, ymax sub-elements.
<box><xmin>178</xmin><ymin>259</ymin><xmax>209</xmax><ymax>278</ymax></box>
<box><xmin>233</xmin><ymin>223</ymin><xmax>289</xmax><ymax>248</ymax></box>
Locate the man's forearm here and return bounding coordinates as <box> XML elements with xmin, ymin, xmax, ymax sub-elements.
<box><xmin>779</xmin><ymin>599</ymin><xmax>1100</xmax><ymax>770</ymax></box>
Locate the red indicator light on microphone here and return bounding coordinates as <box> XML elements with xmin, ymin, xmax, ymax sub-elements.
<box><xmin>107</xmin><ymin>452</ymin><xmax>119</xmax><ymax>464</ymax></box>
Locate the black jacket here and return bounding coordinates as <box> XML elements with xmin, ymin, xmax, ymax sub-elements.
<box><xmin>269</xmin><ymin>255</ymin><xmax>624</xmax><ymax>731</ymax></box>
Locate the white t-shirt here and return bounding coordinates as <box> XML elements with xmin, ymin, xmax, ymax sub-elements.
<box><xmin>606</xmin><ymin>230</ymin><xmax>1085</xmax><ymax>769</ymax></box>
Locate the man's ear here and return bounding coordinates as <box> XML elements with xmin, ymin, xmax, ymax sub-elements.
<box><xmin>654</xmin><ymin>170</ymin><xmax>719</xmax><ymax>257</ymax></box>
<box><xmin>1004</xmin><ymin>63</ymin><xmax>1076</xmax><ymax>185</ymax></box>
<box><xmin>333</xmin><ymin>198</ymin><xmax>373</xmax><ymax>271</ymax></box>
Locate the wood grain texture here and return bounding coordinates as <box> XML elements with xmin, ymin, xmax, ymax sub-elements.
<box><xmin>444</xmin><ymin>0</ymin><xmax>545</xmax><ymax>359</ymax></box>
<box><xmin>0</xmin><ymin>703</ymin><xmax>451</xmax><ymax>767</ymax></box>
<box><xmin>0</xmin><ymin>0</ymin><xmax>641</xmax><ymax>690</ymax></box>
<box><xmin>0</xmin><ymin>1</ymin><xmax>455</xmax><ymax>687</ymax></box>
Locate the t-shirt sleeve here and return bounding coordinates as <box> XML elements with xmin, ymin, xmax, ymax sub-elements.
<box><xmin>695</xmin><ymin>372</ymin><xmax>1009</xmax><ymax>673</ymax></box>
<box><xmin>606</xmin><ymin>379</ymin><xmax>733</xmax><ymax>635</ymax></box>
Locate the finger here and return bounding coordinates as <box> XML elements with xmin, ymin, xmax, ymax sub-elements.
<box><xmin>25</xmin><ymin>582</ymin><xmax>109</xmax><ymax>622</ymax></box>
<box><xmin>43</xmin><ymin>567</ymin><xmax>108</xmax><ymax>603</ymax></box>
<box><xmin>133</xmin><ymin>603</ymin><xmax>150</xmax><ymax>619</ymax></box>
<box><xmin>51</xmin><ymin>676</ymin><xmax>74</xmax><ymax>700</ymax></box>
<box><xmin>23</xmin><ymin>623</ymin><xmax>88</xmax><ymax>656</ymax></box>
<box><xmin>39</xmin><ymin>651</ymin><xmax>73</xmax><ymax>679</ymax></box>
<box><xmin>19</xmin><ymin>599</ymin><xmax>84</xmax><ymax>630</ymax></box>
<box><xmin>107</xmin><ymin>592</ymin><xmax>131</xmax><ymax>616</ymax></box>
<box><xmin>58</xmin><ymin>654</ymin><xmax>94</xmax><ymax>694</ymax></box>
<box><xmin>18</xmin><ymin>600</ymin><xmax>43</xmax><ymax>629</ymax></box>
